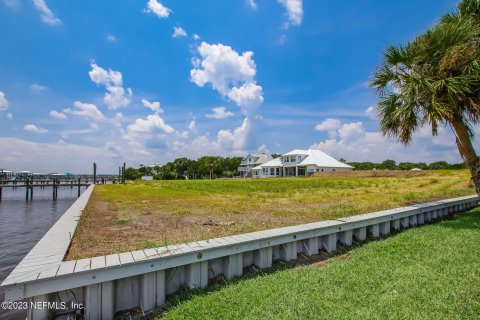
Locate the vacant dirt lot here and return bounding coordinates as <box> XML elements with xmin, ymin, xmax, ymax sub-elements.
<box><xmin>66</xmin><ymin>170</ymin><xmax>474</xmax><ymax>259</ymax></box>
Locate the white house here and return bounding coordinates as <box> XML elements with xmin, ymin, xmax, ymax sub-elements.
<box><xmin>251</xmin><ymin>149</ymin><xmax>353</xmax><ymax>178</ymax></box>
<box><xmin>238</xmin><ymin>153</ymin><xmax>273</xmax><ymax>177</ymax></box>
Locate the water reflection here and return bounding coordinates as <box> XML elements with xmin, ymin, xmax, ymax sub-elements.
<box><xmin>0</xmin><ymin>186</ymin><xmax>85</xmax><ymax>319</ymax></box>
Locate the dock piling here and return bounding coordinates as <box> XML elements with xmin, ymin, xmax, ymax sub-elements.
<box><xmin>93</xmin><ymin>163</ymin><xmax>97</xmax><ymax>185</ymax></box>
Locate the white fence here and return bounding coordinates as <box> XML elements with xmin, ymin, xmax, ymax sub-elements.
<box><xmin>1</xmin><ymin>185</ymin><xmax>478</xmax><ymax>319</ymax></box>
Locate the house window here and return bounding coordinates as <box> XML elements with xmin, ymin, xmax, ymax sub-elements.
<box><xmin>333</xmin><ymin>169</ymin><xmax>336</xmax><ymax>172</ymax></box>
<box><xmin>291</xmin><ymin>156</ymin><xmax>296</xmax><ymax>162</ymax></box>
<box><xmin>321</xmin><ymin>169</ymin><xmax>324</xmax><ymax>172</ymax></box>
<box><xmin>284</xmin><ymin>157</ymin><xmax>289</xmax><ymax>163</ymax></box>
<box><xmin>270</xmin><ymin>168</ymin><xmax>275</xmax><ymax>176</ymax></box>
<box><xmin>297</xmin><ymin>156</ymin><xmax>301</xmax><ymax>161</ymax></box>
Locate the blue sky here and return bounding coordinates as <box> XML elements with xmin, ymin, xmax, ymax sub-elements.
<box><xmin>0</xmin><ymin>0</ymin><xmax>469</xmax><ymax>173</ymax></box>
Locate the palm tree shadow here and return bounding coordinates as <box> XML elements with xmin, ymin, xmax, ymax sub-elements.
<box><xmin>436</xmin><ymin>208</ymin><xmax>480</xmax><ymax>230</ymax></box>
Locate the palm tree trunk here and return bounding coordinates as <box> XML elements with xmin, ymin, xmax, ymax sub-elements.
<box><xmin>451</xmin><ymin>117</ymin><xmax>480</xmax><ymax>195</ymax></box>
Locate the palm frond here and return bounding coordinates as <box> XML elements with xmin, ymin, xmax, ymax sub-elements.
<box><xmin>369</xmin><ymin>1</ymin><xmax>480</xmax><ymax>146</ymax></box>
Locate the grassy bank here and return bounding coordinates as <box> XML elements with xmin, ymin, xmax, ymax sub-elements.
<box><xmin>67</xmin><ymin>170</ymin><xmax>474</xmax><ymax>259</ymax></box>
<box><xmin>156</xmin><ymin>208</ymin><xmax>480</xmax><ymax>320</ymax></box>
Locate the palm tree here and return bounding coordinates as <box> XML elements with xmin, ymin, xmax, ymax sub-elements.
<box><xmin>370</xmin><ymin>0</ymin><xmax>480</xmax><ymax>195</ymax></box>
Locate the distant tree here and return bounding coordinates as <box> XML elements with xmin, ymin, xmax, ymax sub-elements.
<box><xmin>348</xmin><ymin>162</ymin><xmax>377</xmax><ymax>170</ymax></box>
<box><xmin>172</xmin><ymin>157</ymin><xmax>193</xmax><ymax>179</ymax></box>
<box><xmin>451</xmin><ymin>162</ymin><xmax>468</xmax><ymax>169</ymax></box>
<box><xmin>398</xmin><ymin>162</ymin><xmax>417</xmax><ymax>170</ymax></box>
<box><xmin>429</xmin><ymin>161</ymin><xmax>451</xmax><ymax>170</ymax></box>
<box><xmin>125</xmin><ymin>167</ymin><xmax>140</xmax><ymax>180</ymax></box>
<box><xmin>381</xmin><ymin>159</ymin><xmax>396</xmax><ymax>170</ymax></box>
<box><xmin>222</xmin><ymin>157</ymin><xmax>243</xmax><ymax>175</ymax></box>
<box><xmin>339</xmin><ymin>158</ymin><xmax>347</xmax><ymax>163</ymax></box>
<box><xmin>271</xmin><ymin>153</ymin><xmax>282</xmax><ymax>159</ymax></box>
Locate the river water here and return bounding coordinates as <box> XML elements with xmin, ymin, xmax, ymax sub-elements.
<box><xmin>0</xmin><ymin>186</ymin><xmax>84</xmax><ymax>319</ymax></box>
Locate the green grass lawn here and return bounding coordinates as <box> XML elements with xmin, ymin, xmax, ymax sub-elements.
<box><xmin>67</xmin><ymin>170</ymin><xmax>474</xmax><ymax>259</ymax></box>
<box><xmin>156</xmin><ymin>208</ymin><xmax>480</xmax><ymax>320</ymax></box>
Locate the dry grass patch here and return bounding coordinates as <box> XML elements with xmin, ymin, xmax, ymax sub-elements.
<box><xmin>66</xmin><ymin>170</ymin><xmax>474</xmax><ymax>259</ymax></box>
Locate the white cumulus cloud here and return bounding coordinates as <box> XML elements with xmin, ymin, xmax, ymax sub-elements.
<box><xmin>217</xmin><ymin>117</ymin><xmax>250</xmax><ymax>150</ymax></box>
<box><xmin>315</xmin><ymin>118</ymin><xmax>342</xmax><ymax>137</ymax></box>
<box><xmin>88</xmin><ymin>62</ymin><xmax>132</xmax><ymax>110</ymax></box>
<box><xmin>63</xmin><ymin>101</ymin><xmax>106</xmax><ymax>122</ymax></box>
<box><xmin>0</xmin><ymin>137</ymin><xmax>127</xmax><ymax>173</ymax></box>
<box><xmin>32</xmin><ymin>0</ymin><xmax>62</xmax><ymax>26</ymax></box>
<box><xmin>310</xmin><ymin>119</ymin><xmax>467</xmax><ymax>163</ymax></box>
<box><xmin>206</xmin><ymin>107</ymin><xmax>234</xmax><ymax>119</ymax></box>
<box><xmin>277</xmin><ymin>0</ymin><xmax>303</xmax><ymax>28</ymax></box>
<box><xmin>24</xmin><ymin>124</ymin><xmax>48</xmax><ymax>134</ymax></box>
<box><xmin>30</xmin><ymin>83</ymin><xmax>48</xmax><ymax>93</ymax></box>
<box><xmin>145</xmin><ymin>0</ymin><xmax>171</xmax><ymax>19</ymax></box>
<box><xmin>124</xmin><ymin>113</ymin><xmax>176</xmax><ymax>156</ymax></box>
<box><xmin>142</xmin><ymin>99</ymin><xmax>163</xmax><ymax>113</ymax></box>
<box><xmin>104</xmin><ymin>86</ymin><xmax>132</xmax><ymax>110</ymax></box>
<box><xmin>49</xmin><ymin>110</ymin><xmax>67</xmax><ymax>119</ymax></box>
<box><xmin>227</xmin><ymin>82</ymin><xmax>264</xmax><ymax>115</ymax></box>
<box><xmin>0</xmin><ymin>91</ymin><xmax>9</xmax><ymax>111</ymax></box>
<box><xmin>127</xmin><ymin>114</ymin><xmax>174</xmax><ymax>134</ymax></box>
<box><xmin>191</xmin><ymin>42</ymin><xmax>263</xmax><ymax>115</ymax></box>
<box><xmin>190</xmin><ymin>42</ymin><xmax>257</xmax><ymax>96</ymax></box>
<box><xmin>172</xmin><ymin>26</ymin><xmax>187</xmax><ymax>38</ymax></box>
<box><xmin>168</xmin><ymin>120</ymin><xmax>252</xmax><ymax>159</ymax></box>
<box><xmin>364</xmin><ymin>105</ymin><xmax>377</xmax><ymax>119</ymax></box>
<box><xmin>89</xmin><ymin>62</ymin><xmax>123</xmax><ymax>86</ymax></box>
<box><xmin>190</xmin><ymin>41</ymin><xmax>264</xmax><ymax>152</ymax></box>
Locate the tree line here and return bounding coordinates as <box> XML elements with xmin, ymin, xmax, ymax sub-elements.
<box><xmin>342</xmin><ymin>159</ymin><xmax>466</xmax><ymax>171</ymax></box>
<box><xmin>124</xmin><ymin>156</ymin><xmax>467</xmax><ymax>180</ymax></box>
<box><xmin>125</xmin><ymin>156</ymin><xmax>243</xmax><ymax>180</ymax></box>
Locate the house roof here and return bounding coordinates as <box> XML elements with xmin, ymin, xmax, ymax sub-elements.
<box><xmin>297</xmin><ymin>149</ymin><xmax>353</xmax><ymax>168</ymax></box>
<box><xmin>244</xmin><ymin>153</ymin><xmax>273</xmax><ymax>164</ymax></box>
<box><xmin>256</xmin><ymin>153</ymin><xmax>273</xmax><ymax>164</ymax></box>
<box><xmin>282</xmin><ymin>149</ymin><xmax>310</xmax><ymax>156</ymax></box>
<box><xmin>253</xmin><ymin>149</ymin><xmax>352</xmax><ymax>170</ymax></box>
<box><xmin>257</xmin><ymin>157</ymin><xmax>283</xmax><ymax>168</ymax></box>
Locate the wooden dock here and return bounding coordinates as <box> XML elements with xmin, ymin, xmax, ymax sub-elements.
<box><xmin>0</xmin><ymin>177</ymin><xmax>120</xmax><ymax>201</ymax></box>
<box><xmin>0</xmin><ymin>162</ymin><xmax>128</xmax><ymax>201</ymax></box>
